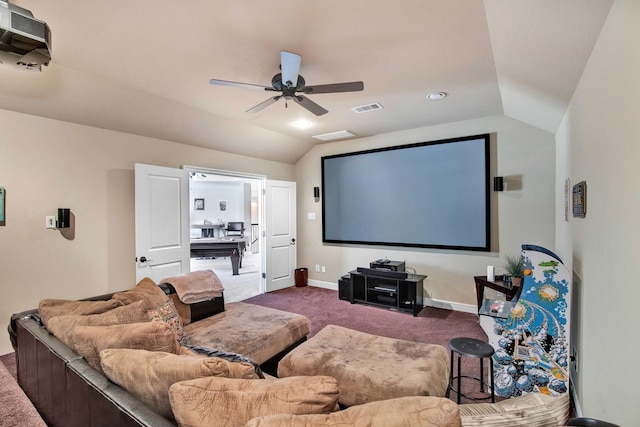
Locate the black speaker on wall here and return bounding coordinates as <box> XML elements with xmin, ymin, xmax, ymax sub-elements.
<box><xmin>494</xmin><ymin>177</ymin><xmax>504</xmax><ymax>192</ymax></box>
<box><xmin>57</xmin><ymin>208</ymin><xmax>70</xmax><ymax>228</ymax></box>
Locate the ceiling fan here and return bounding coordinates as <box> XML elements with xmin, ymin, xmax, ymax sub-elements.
<box><xmin>209</xmin><ymin>51</ymin><xmax>364</xmax><ymax>116</ymax></box>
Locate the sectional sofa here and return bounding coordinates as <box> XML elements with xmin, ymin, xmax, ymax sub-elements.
<box><xmin>8</xmin><ymin>277</ymin><xmax>571</xmax><ymax>426</ymax></box>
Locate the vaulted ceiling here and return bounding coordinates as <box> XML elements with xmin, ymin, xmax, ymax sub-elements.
<box><xmin>0</xmin><ymin>1</ymin><xmax>612</xmax><ymax>163</ymax></box>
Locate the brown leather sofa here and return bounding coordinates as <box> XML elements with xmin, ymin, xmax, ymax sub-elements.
<box><xmin>8</xmin><ymin>286</ymin><xmax>309</xmax><ymax>427</ymax></box>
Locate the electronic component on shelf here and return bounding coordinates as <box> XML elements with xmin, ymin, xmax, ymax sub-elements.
<box><xmin>356</xmin><ymin>267</ymin><xmax>407</xmax><ymax>279</ymax></box>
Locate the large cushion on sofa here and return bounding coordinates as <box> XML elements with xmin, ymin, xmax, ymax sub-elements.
<box><xmin>246</xmin><ymin>396</ymin><xmax>461</xmax><ymax>427</ymax></box>
<box><xmin>183</xmin><ymin>302</ymin><xmax>310</xmax><ymax>365</ymax></box>
<box><xmin>458</xmin><ymin>392</ymin><xmax>569</xmax><ymax>426</ymax></box>
<box><xmin>46</xmin><ymin>300</ymin><xmax>149</xmax><ymax>349</ymax></box>
<box><xmin>168</xmin><ymin>375</ymin><xmax>339</xmax><ymax>427</ymax></box>
<box><xmin>100</xmin><ymin>348</ymin><xmax>258</xmax><ymax>419</ymax></box>
<box><xmin>72</xmin><ymin>321</ymin><xmax>181</xmax><ymax>372</ymax></box>
<box><xmin>112</xmin><ymin>277</ymin><xmax>168</xmax><ymax>308</ymax></box>
<box><xmin>277</xmin><ymin>324</ymin><xmax>450</xmax><ymax>407</ymax></box>
<box><xmin>38</xmin><ymin>298</ymin><xmax>124</xmax><ymax>328</ymax></box>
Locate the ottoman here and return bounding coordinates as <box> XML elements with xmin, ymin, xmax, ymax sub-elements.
<box><xmin>277</xmin><ymin>325</ymin><xmax>450</xmax><ymax>407</ymax></box>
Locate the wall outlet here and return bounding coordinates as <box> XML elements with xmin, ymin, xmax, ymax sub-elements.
<box><xmin>321</xmin><ymin>265</ymin><xmax>326</xmax><ymax>273</ymax></box>
<box><xmin>315</xmin><ymin>264</ymin><xmax>320</xmax><ymax>272</ymax></box>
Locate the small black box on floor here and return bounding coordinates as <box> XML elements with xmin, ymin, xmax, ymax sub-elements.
<box><xmin>369</xmin><ymin>259</ymin><xmax>405</xmax><ymax>272</ymax></box>
<box><xmin>338</xmin><ymin>274</ymin><xmax>352</xmax><ymax>301</ymax></box>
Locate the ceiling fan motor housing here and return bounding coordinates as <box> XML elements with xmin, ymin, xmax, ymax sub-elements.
<box><xmin>271</xmin><ymin>73</ymin><xmax>306</xmax><ymax>92</ymax></box>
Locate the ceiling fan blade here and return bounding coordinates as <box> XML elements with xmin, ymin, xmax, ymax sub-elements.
<box><xmin>281</xmin><ymin>51</ymin><xmax>301</xmax><ymax>88</ymax></box>
<box><xmin>292</xmin><ymin>95</ymin><xmax>328</xmax><ymax>116</ymax></box>
<box><xmin>210</xmin><ymin>79</ymin><xmax>272</xmax><ymax>91</ymax></box>
<box><xmin>246</xmin><ymin>96</ymin><xmax>281</xmax><ymax>114</ymax></box>
<box><xmin>303</xmin><ymin>81</ymin><xmax>364</xmax><ymax>94</ymax></box>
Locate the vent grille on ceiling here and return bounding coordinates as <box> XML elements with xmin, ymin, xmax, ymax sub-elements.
<box><xmin>312</xmin><ymin>130</ymin><xmax>356</xmax><ymax>141</ymax></box>
<box><xmin>351</xmin><ymin>103</ymin><xmax>383</xmax><ymax>113</ymax></box>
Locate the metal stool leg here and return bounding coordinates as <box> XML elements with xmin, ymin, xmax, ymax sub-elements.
<box><xmin>490</xmin><ymin>356</ymin><xmax>495</xmax><ymax>403</ymax></box>
<box><xmin>449</xmin><ymin>350</ymin><xmax>454</xmax><ymax>398</ymax></box>
<box><xmin>479</xmin><ymin>357</ymin><xmax>484</xmax><ymax>392</ymax></box>
<box><xmin>457</xmin><ymin>353</ymin><xmax>461</xmax><ymax>404</ymax></box>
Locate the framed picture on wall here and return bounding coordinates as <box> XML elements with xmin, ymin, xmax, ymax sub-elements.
<box><xmin>219</xmin><ymin>200</ymin><xmax>227</xmax><ymax>211</ymax></box>
<box><xmin>572</xmin><ymin>181</ymin><xmax>586</xmax><ymax>218</ymax></box>
<box><xmin>194</xmin><ymin>198</ymin><xmax>205</xmax><ymax>210</ymax></box>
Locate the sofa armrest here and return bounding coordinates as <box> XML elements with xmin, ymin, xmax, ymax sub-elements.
<box><xmin>13</xmin><ymin>315</ymin><xmax>176</xmax><ymax>427</ymax></box>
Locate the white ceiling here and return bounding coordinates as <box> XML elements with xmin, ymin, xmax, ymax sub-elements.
<box><xmin>0</xmin><ymin>0</ymin><xmax>612</xmax><ymax>164</ymax></box>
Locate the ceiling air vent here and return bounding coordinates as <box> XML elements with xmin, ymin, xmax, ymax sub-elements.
<box><xmin>312</xmin><ymin>130</ymin><xmax>356</xmax><ymax>141</ymax></box>
<box><xmin>351</xmin><ymin>103</ymin><xmax>383</xmax><ymax>114</ymax></box>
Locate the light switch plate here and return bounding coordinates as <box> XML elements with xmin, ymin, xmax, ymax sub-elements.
<box><xmin>46</xmin><ymin>216</ymin><xmax>57</xmax><ymax>229</ymax></box>
<box><xmin>307</xmin><ymin>212</ymin><xmax>316</xmax><ymax>220</ymax></box>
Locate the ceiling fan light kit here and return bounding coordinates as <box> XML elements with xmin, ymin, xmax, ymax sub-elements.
<box><xmin>209</xmin><ymin>51</ymin><xmax>364</xmax><ymax>116</ymax></box>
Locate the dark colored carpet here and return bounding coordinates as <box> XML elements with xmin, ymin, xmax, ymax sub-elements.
<box><xmin>0</xmin><ymin>352</ymin><xmax>46</xmax><ymax>426</ymax></box>
<box><xmin>244</xmin><ymin>285</ymin><xmax>487</xmax><ymax>346</ymax></box>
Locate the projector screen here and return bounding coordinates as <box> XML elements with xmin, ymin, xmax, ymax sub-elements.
<box><xmin>322</xmin><ymin>134</ymin><xmax>490</xmax><ymax>251</ymax></box>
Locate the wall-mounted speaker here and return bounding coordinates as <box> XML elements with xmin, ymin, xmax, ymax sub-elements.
<box><xmin>57</xmin><ymin>208</ymin><xmax>70</xmax><ymax>228</ymax></box>
<box><xmin>494</xmin><ymin>177</ymin><xmax>504</xmax><ymax>192</ymax></box>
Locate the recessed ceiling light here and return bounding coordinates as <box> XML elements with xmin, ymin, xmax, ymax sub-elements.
<box><xmin>426</xmin><ymin>92</ymin><xmax>447</xmax><ymax>101</ymax></box>
<box><xmin>292</xmin><ymin>119</ymin><xmax>312</xmax><ymax>129</ymax></box>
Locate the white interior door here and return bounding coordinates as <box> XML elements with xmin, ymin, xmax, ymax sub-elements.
<box><xmin>135</xmin><ymin>163</ymin><xmax>190</xmax><ymax>283</ymax></box>
<box><xmin>265</xmin><ymin>180</ymin><xmax>296</xmax><ymax>292</ymax></box>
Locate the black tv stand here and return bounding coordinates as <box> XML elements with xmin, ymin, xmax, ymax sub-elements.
<box><xmin>342</xmin><ymin>265</ymin><xmax>426</xmax><ymax>316</ymax></box>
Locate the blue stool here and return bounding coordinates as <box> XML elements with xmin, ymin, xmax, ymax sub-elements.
<box><xmin>448</xmin><ymin>337</ymin><xmax>495</xmax><ymax>403</ymax></box>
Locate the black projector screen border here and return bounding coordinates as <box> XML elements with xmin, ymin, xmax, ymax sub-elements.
<box><xmin>321</xmin><ymin>134</ymin><xmax>491</xmax><ymax>252</ymax></box>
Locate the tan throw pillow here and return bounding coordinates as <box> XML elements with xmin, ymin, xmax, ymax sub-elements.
<box><xmin>246</xmin><ymin>396</ymin><xmax>461</xmax><ymax>427</ymax></box>
<box><xmin>47</xmin><ymin>300</ymin><xmax>149</xmax><ymax>350</ymax></box>
<box><xmin>112</xmin><ymin>277</ymin><xmax>168</xmax><ymax>308</ymax></box>
<box><xmin>147</xmin><ymin>299</ymin><xmax>192</xmax><ymax>346</ymax></box>
<box><xmin>100</xmin><ymin>348</ymin><xmax>258</xmax><ymax>419</ymax></box>
<box><xmin>72</xmin><ymin>321</ymin><xmax>180</xmax><ymax>372</ymax></box>
<box><xmin>169</xmin><ymin>376</ymin><xmax>339</xmax><ymax>427</ymax></box>
<box><xmin>38</xmin><ymin>298</ymin><xmax>124</xmax><ymax>328</ymax></box>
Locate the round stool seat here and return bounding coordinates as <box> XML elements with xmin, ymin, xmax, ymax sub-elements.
<box><xmin>448</xmin><ymin>337</ymin><xmax>495</xmax><ymax>403</ymax></box>
<box><xmin>449</xmin><ymin>337</ymin><xmax>494</xmax><ymax>359</ymax></box>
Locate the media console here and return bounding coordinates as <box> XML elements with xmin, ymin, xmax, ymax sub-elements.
<box><xmin>340</xmin><ymin>261</ymin><xmax>426</xmax><ymax>316</ymax></box>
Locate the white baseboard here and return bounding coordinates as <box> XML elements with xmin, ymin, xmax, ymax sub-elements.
<box><xmin>307</xmin><ymin>282</ymin><xmax>477</xmax><ymax>315</ymax></box>
<box><xmin>570</xmin><ymin>373</ymin><xmax>583</xmax><ymax>417</ymax></box>
<box><xmin>423</xmin><ymin>298</ymin><xmax>477</xmax><ymax>314</ymax></box>
<box><xmin>308</xmin><ymin>280</ymin><xmax>337</xmax><ymax>290</ymax></box>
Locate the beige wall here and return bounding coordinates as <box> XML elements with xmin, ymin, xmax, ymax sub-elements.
<box><xmin>294</xmin><ymin>115</ymin><xmax>556</xmax><ymax>308</ymax></box>
<box><xmin>555</xmin><ymin>1</ymin><xmax>638</xmax><ymax>424</ymax></box>
<box><xmin>0</xmin><ymin>109</ymin><xmax>293</xmax><ymax>355</ymax></box>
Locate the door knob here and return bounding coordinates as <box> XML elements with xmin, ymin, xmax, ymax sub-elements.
<box><xmin>290</xmin><ymin>238</ymin><xmax>296</xmax><ymax>245</ymax></box>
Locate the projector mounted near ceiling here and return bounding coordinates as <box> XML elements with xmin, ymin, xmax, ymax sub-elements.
<box><xmin>0</xmin><ymin>1</ymin><xmax>52</xmax><ymax>71</ymax></box>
